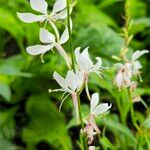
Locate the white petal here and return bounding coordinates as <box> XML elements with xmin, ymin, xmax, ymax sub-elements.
<box><xmin>93</xmin><ymin>103</ymin><xmax>111</xmax><ymax>116</ymax></box>
<box><xmin>114</xmin><ymin>72</ymin><xmax>123</xmax><ymax>89</ymax></box>
<box><xmin>75</xmin><ymin>47</ymin><xmax>81</xmax><ymax>60</ymax></box>
<box><xmin>132</xmin><ymin>50</ymin><xmax>149</xmax><ymax>61</ymax></box>
<box><xmin>75</xmin><ymin>70</ymin><xmax>84</xmax><ymax>90</ymax></box>
<box><xmin>89</xmin><ymin>146</ymin><xmax>95</xmax><ymax>150</ymax></box>
<box><xmin>30</xmin><ymin>0</ymin><xmax>48</xmax><ymax>14</ymax></box>
<box><xmin>17</xmin><ymin>12</ymin><xmax>45</xmax><ymax>23</ymax></box>
<box><xmin>26</xmin><ymin>44</ymin><xmax>53</xmax><ymax>55</ymax></box>
<box><xmin>40</xmin><ymin>28</ymin><xmax>55</xmax><ymax>43</ymax></box>
<box><xmin>52</xmin><ymin>0</ymin><xmax>66</xmax><ymax>14</ymax></box>
<box><xmin>65</xmin><ymin>71</ymin><xmax>77</xmax><ymax>91</ymax></box>
<box><xmin>91</xmin><ymin>93</ymin><xmax>99</xmax><ymax>112</ymax></box>
<box><xmin>53</xmin><ymin>72</ymin><xmax>69</xmax><ymax>91</ymax></box>
<box><xmin>60</xmin><ymin>27</ymin><xmax>69</xmax><ymax>44</ymax></box>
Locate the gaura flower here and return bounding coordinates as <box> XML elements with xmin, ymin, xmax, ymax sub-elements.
<box><xmin>49</xmin><ymin>70</ymin><xmax>84</xmax><ymax>121</ymax></box>
<box><xmin>17</xmin><ymin>0</ymin><xmax>74</xmax><ymax>24</ymax></box>
<box><xmin>75</xmin><ymin>47</ymin><xmax>103</xmax><ymax>77</ymax></box>
<box><xmin>89</xmin><ymin>146</ymin><xmax>95</xmax><ymax>150</ymax></box>
<box><xmin>83</xmin><ymin>93</ymin><xmax>111</xmax><ymax>144</ymax></box>
<box><xmin>114</xmin><ymin>50</ymin><xmax>149</xmax><ymax>90</ymax></box>
<box><xmin>114</xmin><ymin>63</ymin><xmax>132</xmax><ymax>90</ymax></box>
<box><xmin>131</xmin><ymin>50</ymin><xmax>149</xmax><ymax>76</ymax></box>
<box><xmin>75</xmin><ymin>47</ymin><xmax>103</xmax><ymax>99</ymax></box>
<box><xmin>26</xmin><ymin>28</ymin><xmax>71</xmax><ymax>68</ymax></box>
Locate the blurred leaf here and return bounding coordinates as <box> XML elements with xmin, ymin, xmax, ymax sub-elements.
<box><xmin>142</xmin><ymin>116</ymin><xmax>150</xmax><ymax>129</ymax></box>
<box><xmin>0</xmin><ymin>83</ymin><xmax>11</xmax><ymax>101</ymax></box>
<box><xmin>131</xmin><ymin>18</ymin><xmax>150</xmax><ymax>34</ymax></box>
<box><xmin>0</xmin><ymin>55</ymin><xmax>31</xmax><ymax>77</ymax></box>
<box><xmin>0</xmin><ymin>139</ymin><xmax>17</xmax><ymax>150</ymax></box>
<box><xmin>100</xmin><ymin>136</ymin><xmax>115</xmax><ymax>149</ymax></box>
<box><xmin>101</xmin><ymin>115</ymin><xmax>136</xmax><ymax>143</ymax></box>
<box><xmin>23</xmin><ymin>94</ymin><xmax>72</xmax><ymax>150</ymax></box>
<box><xmin>77</xmin><ymin>0</ymin><xmax>118</xmax><ymax>28</ymax></box>
<box><xmin>0</xmin><ymin>8</ymin><xmax>24</xmax><ymax>48</ymax></box>
<box><xmin>99</xmin><ymin>0</ymin><xmax>122</xmax><ymax>8</ymax></box>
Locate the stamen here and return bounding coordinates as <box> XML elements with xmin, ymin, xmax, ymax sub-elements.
<box><xmin>59</xmin><ymin>93</ymin><xmax>70</xmax><ymax>112</ymax></box>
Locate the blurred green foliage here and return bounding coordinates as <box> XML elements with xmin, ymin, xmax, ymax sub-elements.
<box><xmin>0</xmin><ymin>0</ymin><xmax>150</xmax><ymax>149</ymax></box>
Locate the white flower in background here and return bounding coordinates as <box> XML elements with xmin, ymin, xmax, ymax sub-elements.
<box><xmin>83</xmin><ymin>93</ymin><xmax>111</xmax><ymax>144</ymax></box>
<box><xmin>75</xmin><ymin>47</ymin><xmax>103</xmax><ymax>99</ymax></box>
<box><xmin>49</xmin><ymin>70</ymin><xmax>84</xmax><ymax>121</ymax></box>
<box><xmin>131</xmin><ymin>50</ymin><xmax>148</xmax><ymax>76</ymax></box>
<box><xmin>89</xmin><ymin>146</ymin><xmax>95</xmax><ymax>150</ymax></box>
<box><xmin>114</xmin><ymin>63</ymin><xmax>132</xmax><ymax>90</ymax></box>
<box><xmin>17</xmin><ymin>0</ymin><xmax>73</xmax><ymax>24</ymax></box>
<box><xmin>114</xmin><ymin>50</ymin><xmax>149</xmax><ymax>90</ymax></box>
<box><xmin>26</xmin><ymin>28</ymin><xmax>71</xmax><ymax>67</ymax></box>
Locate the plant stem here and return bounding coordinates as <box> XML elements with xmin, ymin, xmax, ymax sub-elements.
<box><xmin>66</xmin><ymin>0</ymin><xmax>76</xmax><ymax>72</ymax></box>
<box><xmin>127</xmin><ymin>89</ymin><xmax>141</xmax><ymax>133</ymax></box>
<box><xmin>77</xmin><ymin>95</ymin><xmax>88</xmax><ymax>150</ymax></box>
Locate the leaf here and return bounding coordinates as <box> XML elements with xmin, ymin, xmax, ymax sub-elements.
<box><xmin>0</xmin><ymin>7</ymin><xmax>24</xmax><ymax>48</ymax></box>
<box><xmin>99</xmin><ymin>0</ymin><xmax>122</xmax><ymax>8</ymax></box>
<box><xmin>100</xmin><ymin>136</ymin><xmax>114</xmax><ymax>149</ymax></box>
<box><xmin>23</xmin><ymin>94</ymin><xmax>72</xmax><ymax>150</ymax></box>
<box><xmin>0</xmin><ymin>139</ymin><xmax>17</xmax><ymax>150</ymax></box>
<box><xmin>100</xmin><ymin>116</ymin><xmax>136</xmax><ymax>143</ymax></box>
<box><xmin>0</xmin><ymin>55</ymin><xmax>32</xmax><ymax>77</ymax></box>
<box><xmin>142</xmin><ymin>116</ymin><xmax>150</xmax><ymax>130</ymax></box>
<box><xmin>131</xmin><ymin>18</ymin><xmax>150</xmax><ymax>34</ymax></box>
<box><xmin>0</xmin><ymin>83</ymin><xmax>11</xmax><ymax>101</ymax></box>
<box><xmin>77</xmin><ymin>1</ymin><xmax>118</xmax><ymax>28</ymax></box>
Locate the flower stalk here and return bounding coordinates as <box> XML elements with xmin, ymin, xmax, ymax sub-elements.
<box><xmin>66</xmin><ymin>0</ymin><xmax>76</xmax><ymax>71</ymax></box>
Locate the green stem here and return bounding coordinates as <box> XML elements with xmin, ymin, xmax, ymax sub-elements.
<box><xmin>127</xmin><ymin>89</ymin><xmax>141</xmax><ymax>133</ymax></box>
<box><xmin>66</xmin><ymin>0</ymin><xmax>76</xmax><ymax>72</ymax></box>
<box><xmin>77</xmin><ymin>95</ymin><xmax>88</xmax><ymax>150</ymax></box>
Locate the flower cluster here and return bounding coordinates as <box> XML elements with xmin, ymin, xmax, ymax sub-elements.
<box><xmin>114</xmin><ymin>50</ymin><xmax>148</xmax><ymax>91</ymax></box>
<box><xmin>17</xmin><ymin>0</ymin><xmax>115</xmax><ymax>149</ymax></box>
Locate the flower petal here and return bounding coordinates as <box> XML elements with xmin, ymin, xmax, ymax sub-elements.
<box><xmin>93</xmin><ymin>103</ymin><xmax>111</xmax><ymax>116</ymax></box>
<box><xmin>53</xmin><ymin>72</ymin><xmax>69</xmax><ymax>92</ymax></box>
<box><xmin>40</xmin><ymin>28</ymin><xmax>55</xmax><ymax>43</ymax></box>
<box><xmin>132</xmin><ymin>50</ymin><xmax>149</xmax><ymax>61</ymax></box>
<box><xmin>65</xmin><ymin>71</ymin><xmax>77</xmax><ymax>91</ymax></box>
<box><xmin>60</xmin><ymin>27</ymin><xmax>69</xmax><ymax>44</ymax></box>
<box><xmin>26</xmin><ymin>44</ymin><xmax>53</xmax><ymax>55</ymax></box>
<box><xmin>91</xmin><ymin>93</ymin><xmax>99</xmax><ymax>112</ymax></box>
<box><xmin>30</xmin><ymin>0</ymin><xmax>48</xmax><ymax>14</ymax></box>
<box><xmin>114</xmin><ymin>71</ymin><xmax>123</xmax><ymax>89</ymax></box>
<box><xmin>17</xmin><ymin>12</ymin><xmax>45</xmax><ymax>23</ymax></box>
<box><xmin>52</xmin><ymin>0</ymin><xmax>66</xmax><ymax>14</ymax></box>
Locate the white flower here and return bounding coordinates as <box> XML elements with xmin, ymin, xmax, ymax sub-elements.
<box><xmin>83</xmin><ymin>93</ymin><xmax>111</xmax><ymax>144</ymax></box>
<box><xmin>26</xmin><ymin>28</ymin><xmax>71</xmax><ymax>67</ymax></box>
<box><xmin>75</xmin><ymin>47</ymin><xmax>103</xmax><ymax>99</ymax></box>
<box><xmin>131</xmin><ymin>50</ymin><xmax>149</xmax><ymax>75</ymax></box>
<box><xmin>75</xmin><ymin>47</ymin><xmax>102</xmax><ymax>76</ymax></box>
<box><xmin>89</xmin><ymin>146</ymin><xmax>95</xmax><ymax>150</ymax></box>
<box><xmin>114</xmin><ymin>63</ymin><xmax>132</xmax><ymax>90</ymax></box>
<box><xmin>52</xmin><ymin>70</ymin><xmax>84</xmax><ymax>94</ymax></box>
<box><xmin>17</xmin><ymin>0</ymin><xmax>73</xmax><ymax>24</ymax></box>
<box><xmin>49</xmin><ymin>70</ymin><xmax>84</xmax><ymax>121</ymax></box>
<box><xmin>90</xmin><ymin>93</ymin><xmax>111</xmax><ymax>117</ymax></box>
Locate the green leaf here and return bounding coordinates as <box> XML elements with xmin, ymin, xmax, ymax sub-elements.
<box><xmin>100</xmin><ymin>136</ymin><xmax>115</xmax><ymax>149</ymax></box>
<box><xmin>100</xmin><ymin>115</ymin><xmax>136</xmax><ymax>143</ymax></box>
<box><xmin>0</xmin><ymin>83</ymin><xmax>11</xmax><ymax>101</ymax></box>
<box><xmin>23</xmin><ymin>94</ymin><xmax>72</xmax><ymax>150</ymax></box>
<box><xmin>0</xmin><ymin>55</ymin><xmax>31</xmax><ymax>77</ymax></box>
<box><xmin>0</xmin><ymin>139</ymin><xmax>17</xmax><ymax>150</ymax></box>
<box><xmin>142</xmin><ymin>116</ymin><xmax>150</xmax><ymax>130</ymax></box>
<box><xmin>0</xmin><ymin>7</ymin><xmax>24</xmax><ymax>48</ymax></box>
